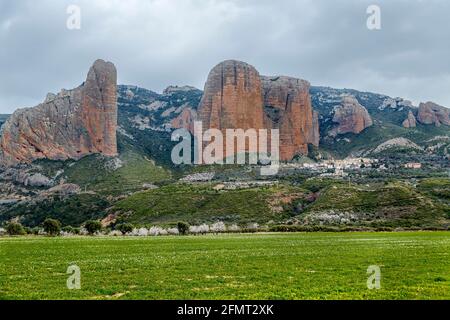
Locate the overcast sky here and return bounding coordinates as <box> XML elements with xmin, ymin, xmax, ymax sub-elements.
<box><xmin>1</xmin><ymin>0</ymin><xmax>450</xmax><ymax>113</ymax></box>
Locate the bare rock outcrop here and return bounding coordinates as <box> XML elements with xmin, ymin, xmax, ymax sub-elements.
<box><xmin>373</xmin><ymin>137</ymin><xmax>423</xmax><ymax>153</ymax></box>
<box><xmin>0</xmin><ymin>167</ymin><xmax>53</xmax><ymax>187</ymax></box>
<box><xmin>329</xmin><ymin>96</ymin><xmax>373</xmax><ymax>137</ymax></box>
<box><xmin>81</xmin><ymin>59</ymin><xmax>118</xmax><ymax>156</ymax></box>
<box><xmin>198</xmin><ymin>60</ymin><xmax>265</xmax><ymax>132</ymax></box>
<box><xmin>197</xmin><ymin>60</ymin><xmax>318</xmax><ymax>161</ymax></box>
<box><xmin>261</xmin><ymin>76</ymin><xmax>315</xmax><ymax>160</ymax></box>
<box><xmin>417</xmin><ymin>102</ymin><xmax>450</xmax><ymax>127</ymax></box>
<box><xmin>163</xmin><ymin>85</ymin><xmax>199</xmax><ymax>95</ymax></box>
<box><xmin>0</xmin><ymin>59</ymin><xmax>117</xmax><ymax>166</ymax></box>
<box><xmin>44</xmin><ymin>183</ymin><xmax>81</xmax><ymax>196</ymax></box>
<box><xmin>171</xmin><ymin>107</ymin><xmax>197</xmax><ymax>133</ymax></box>
<box><xmin>402</xmin><ymin>111</ymin><xmax>417</xmax><ymax>128</ymax></box>
<box><xmin>197</xmin><ymin>60</ymin><xmax>265</xmax><ymax>158</ymax></box>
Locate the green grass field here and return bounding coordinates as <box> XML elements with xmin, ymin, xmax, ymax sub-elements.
<box><xmin>1</xmin><ymin>232</ymin><xmax>449</xmax><ymax>300</ymax></box>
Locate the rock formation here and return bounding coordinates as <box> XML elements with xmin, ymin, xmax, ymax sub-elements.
<box><xmin>197</xmin><ymin>60</ymin><xmax>318</xmax><ymax>161</ymax></box>
<box><xmin>163</xmin><ymin>85</ymin><xmax>199</xmax><ymax>95</ymax></box>
<box><xmin>261</xmin><ymin>76</ymin><xmax>315</xmax><ymax>160</ymax></box>
<box><xmin>197</xmin><ymin>60</ymin><xmax>265</xmax><ymax>158</ymax></box>
<box><xmin>373</xmin><ymin>137</ymin><xmax>423</xmax><ymax>154</ymax></box>
<box><xmin>198</xmin><ymin>60</ymin><xmax>265</xmax><ymax>132</ymax></box>
<box><xmin>171</xmin><ymin>107</ymin><xmax>197</xmax><ymax>133</ymax></box>
<box><xmin>310</xmin><ymin>110</ymin><xmax>320</xmax><ymax>147</ymax></box>
<box><xmin>402</xmin><ymin>111</ymin><xmax>417</xmax><ymax>128</ymax></box>
<box><xmin>417</xmin><ymin>102</ymin><xmax>450</xmax><ymax>127</ymax></box>
<box><xmin>329</xmin><ymin>96</ymin><xmax>373</xmax><ymax>137</ymax></box>
<box><xmin>81</xmin><ymin>60</ymin><xmax>118</xmax><ymax>156</ymax></box>
<box><xmin>0</xmin><ymin>59</ymin><xmax>117</xmax><ymax>166</ymax></box>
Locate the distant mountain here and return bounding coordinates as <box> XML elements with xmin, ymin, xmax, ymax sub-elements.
<box><xmin>0</xmin><ymin>60</ymin><xmax>449</xmax><ymax>229</ymax></box>
<box><xmin>115</xmin><ymin>84</ymin><xmax>203</xmax><ymax>168</ymax></box>
<box><xmin>310</xmin><ymin>86</ymin><xmax>449</xmax><ymax>158</ymax></box>
<box><xmin>115</xmin><ymin>83</ymin><xmax>449</xmax><ymax>161</ymax></box>
<box><xmin>118</xmin><ymin>59</ymin><xmax>319</xmax><ymax>162</ymax></box>
<box><xmin>117</xmin><ymin>84</ymin><xmax>202</xmax><ymax>133</ymax></box>
<box><xmin>1</xmin><ymin>59</ymin><xmax>448</xmax><ymax>168</ymax></box>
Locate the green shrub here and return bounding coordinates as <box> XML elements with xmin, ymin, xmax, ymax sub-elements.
<box><xmin>115</xmin><ymin>223</ymin><xmax>134</xmax><ymax>235</ymax></box>
<box><xmin>43</xmin><ymin>218</ymin><xmax>62</xmax><ymax>236</ymax></box>
<box><xmin>62</xmin><ymin>226</ymin><xmax>75</xmax><ymax>234</ymax></box>
<box><xmin>84</xmin><ymin>220</ymin><xmax>102</xmax><ymax>235</ymax></box>
<box><xmin>6</xmin><ymin>222</ymin><xmax>26</xmax><ymax>236</ymax></box>
<box><xmin>177</xmin><ymin>221</ymin><xmax>190</xmax><ymax>235</ymax></box>
<box><xmin>31</xmin><ymin>227</ymin><xmax>41</xmax><ymax>235</ymax></box>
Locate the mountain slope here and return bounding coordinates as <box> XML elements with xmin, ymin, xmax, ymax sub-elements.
<box><xmin>0</xmin><ymin>60</ymin><xmax>118</xmax><ymax>166</ymax></box>
<box><xmin>300</xmin><ymin>181</ymin><xmax>449</xmax><ymax>229</ymax></box>
<box><xmin>310</xmin><ymin>86</ymin><xmax>450</xmax><ymax>158</ymax></box>
<box><xmin>0</xmin><ymin>80</ymin><xmax>448</xmax><ymax>229</ymax></box>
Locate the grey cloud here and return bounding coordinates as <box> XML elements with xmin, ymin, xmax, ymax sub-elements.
<box><xmin>1</xmin><ymin>0</ymin><xmax>450</xmax><ymax>113</ymax></box>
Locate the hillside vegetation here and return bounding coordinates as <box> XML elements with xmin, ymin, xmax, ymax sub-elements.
<box><xmin>110</xmin><ymin>178</ymin><xmax>450</xmax><ymax>230</ymax></box>
<box><xmin>113</xmin><ymin>184</ymin><xmax>305</xmax><ymax>225</ymax></box>
<box><xmin>301</xmin><ymin>182</ymin><xmax>449</xmax><ymax>229</ymax></box>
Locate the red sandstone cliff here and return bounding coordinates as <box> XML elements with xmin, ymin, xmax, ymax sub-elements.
<box><xmin>197</xmin><ymin>60</ymin><xmax>318</xmax><ymax>161</ymax></box>
<box><xmin>261</xmin><ymin>76</ymin><xmax>315</xmax><ymax>160</ymax></box>
<box><xmin>402</xmin><ymin>110</ymin><xmax>417</xmax><ymax>128</ymax></box>
<box><xmin>197</xmin><ymin>60</ymin><xmax>265</xmax><ymax>158</ymax></box>
<box><xmin>198</xmin><ymin>60</ymin><xmax>265</xmax><ymax>132</ymax></box>
<box><xmin>417</xmin><ymin>102</ymin><xmax>450</xmax><ymax>127</ymax></box>
<box><xmin>329</xmin><ymin>95</ymin><xmax>373</xmax><ymax>137</ymax></box>
<box><xmin>0</xmin><ymin>59</ymin><xmax>117</xmax><ymax>166</ymax></box>
<box><xmin>171</xmin><ymin>107</ymin><xmax>198</xmax><ymax>133</ymax></box>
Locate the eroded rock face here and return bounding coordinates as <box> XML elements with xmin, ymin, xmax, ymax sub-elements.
<box><xmin>261</xmin><ymin>76</ymin><xmax>314</xmax><ymax>160</ymax></box>
<box><xmin>197</xmin><ymin>60</ymin><xmax>318</xmax><ymax>161</ymax></box>
<box><xmin>402</xmin><ymin>111</ymin><xmax>417</xmax><ymax>128</ymax></box>
<box><xmin>163</xmin><ymin>85</ymin><xmax>199</xmax><ymax>95</ymax></box>
<box><xmin>171</xmin><ymin>107</ymin><xmax>198</xmax><ymax>133</ymax></box>
<box><xmin>198</xmin><ymin>60</ymin><xmax>265</xmax><ymax>131</ymax></box>
<box><xmin>417</xmin><ymin>102</ymin><xmax>450</xmax><ymax>127</ymax></box>
<box><xmin>329</xmin><ymin>96</ymin><xmax>373</xmax><ymax>137</ymax></box>
<box><xmin>81</xmin><ymin>60</ymin><xmax>118</xmax><ymax>156</ymax></box>
<box><xmin>0</xmin><ymin>59</ymin><xmax>117</xmax><ymax>166</ymax></box>
<box><xmin>197</xmin><ymin>60</ymin><xmax>265</xmax><ymax>157</ymax></box>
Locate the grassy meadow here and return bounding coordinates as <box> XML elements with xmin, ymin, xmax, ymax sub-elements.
<box><xmin>1</xmin><ymin>232</ymin><xmax>449</xmax><ymax>300</ymax></box>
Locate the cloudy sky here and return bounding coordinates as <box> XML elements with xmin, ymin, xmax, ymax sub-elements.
<box><xmin>1</xmin><ymin>0</ymin><xmax>450</xmax><ymax>113</ymax></box>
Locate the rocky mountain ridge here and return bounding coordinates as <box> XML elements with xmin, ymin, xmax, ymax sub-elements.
<box><xmin>0</xmin><ymin>60</ymin><xmax>448</xmax><ymax>229</ymax></box>
<box><xmin>402</xmin><ymin>111</ymin><xmax>417</xmax><ymax>128</ymax></box>
<box><xmin>0</xmin><ymin>59</ymin><xmax>117</xmax><ymax>167</ymax></box>
<box><xmin>418</xmin><ymin>102</ymin><xmax>450</xmax><ymax>127</ymax></box>
<box><xmin>0</xmin><ymin>60</ymin><xmax>449</xmax><ymax>167</ymax></box>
